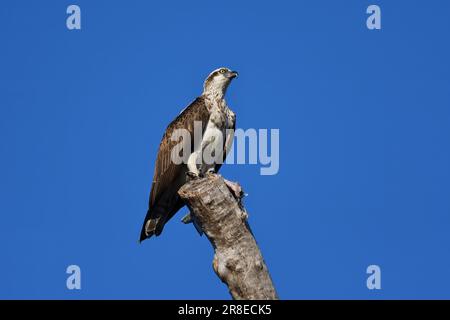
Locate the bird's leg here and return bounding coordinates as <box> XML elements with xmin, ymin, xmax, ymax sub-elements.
<box><xmin>186</xmin><ymin>151</ymin><xmax>201</xmax><ymax>180</ymax></box>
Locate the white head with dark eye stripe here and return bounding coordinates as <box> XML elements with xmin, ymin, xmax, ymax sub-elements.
<box><xmin>203</xmin><ymin>67</ymin><xmax>238</xmax><ymax>98</ymax></box>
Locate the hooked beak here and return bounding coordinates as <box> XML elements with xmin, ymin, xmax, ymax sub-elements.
<box><xmin>229</xmin><ymin>70</ymin><xmax>239</xmax><ymax>79</ymax></box>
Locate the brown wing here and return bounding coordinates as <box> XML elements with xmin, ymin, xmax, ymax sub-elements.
<box><xmin>140</xmin><ymin>96</ymin><xmax>210</xmax><ymax>241</ymax></box>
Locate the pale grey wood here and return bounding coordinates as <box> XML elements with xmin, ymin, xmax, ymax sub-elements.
<box><xmin>178</xmin><ymin>173</ymin><xmax>278</xmax><ymax>300</ymax></box>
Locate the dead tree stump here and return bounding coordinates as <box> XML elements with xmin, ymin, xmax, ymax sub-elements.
<box><xmin>178</xmin><ymin>173</ymin><xmax>278</xmax><ymax>300</ymax></box>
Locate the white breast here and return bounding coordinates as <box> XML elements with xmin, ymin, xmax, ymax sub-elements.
<box><xmin>186</xmin><ymin>98</ymin><xmax>230</xmax><ymax>176</ymax></box>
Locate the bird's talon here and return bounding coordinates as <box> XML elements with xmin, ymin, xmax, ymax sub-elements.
<box><xmin>186</xmin><ymin>171</ymin><xmax>200</xmax><ymax>181</ymax></box>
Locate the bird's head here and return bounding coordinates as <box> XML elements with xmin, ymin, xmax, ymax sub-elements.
<box><xmin>203</xmin><ymin>67</ymin><xmax>238</xmax><ymax>98</ymax></box>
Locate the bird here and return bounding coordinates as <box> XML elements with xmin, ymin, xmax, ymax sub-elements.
<box><xmin>140</xmin><ymin>67</ymin><xmax>238</xmax><ymax>242</ymax></box>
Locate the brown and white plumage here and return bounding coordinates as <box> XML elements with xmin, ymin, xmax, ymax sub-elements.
<box><xmin>140</xmin><ymin>68</ymin><xmax>238</xmax><ymax>241</ymax></box>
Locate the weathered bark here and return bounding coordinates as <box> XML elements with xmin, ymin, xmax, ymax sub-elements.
<box><xmin>178</xmin><ymin>173</ymin><xmax>278</xmax><ymax>300</ymax></box>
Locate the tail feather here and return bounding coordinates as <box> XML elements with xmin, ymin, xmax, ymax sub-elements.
<box><xmin>139</xmin><ymin>197</ymin><xmax>186</xmax><ymax>242</ymax></box>
<box><xmin>139</xmin><ymin>207</ymin><xmax>167</xmax><ymax>242</ymax></box>
<box><xmin>139</xmin><ymin>213</ymin><xmax>155</xmax><ymax>242</ymax></box>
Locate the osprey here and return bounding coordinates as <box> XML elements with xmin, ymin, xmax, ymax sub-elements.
<box><xmin>140</xmin><ymin>67</ymin><xmax>238</xmax><ymax>241</ymax></box>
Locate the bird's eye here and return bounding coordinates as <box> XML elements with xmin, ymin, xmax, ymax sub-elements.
<box><xmin>219</xmin><ymin>69</ymin><xmax>226</xmax><ymax>74</ymax></box>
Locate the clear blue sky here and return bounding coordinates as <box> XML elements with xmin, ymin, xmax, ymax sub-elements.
<box><xmin>1</xmin><ymin>0</ymin><xmax>450</xmax><ymax>299</ymax></box>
